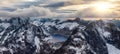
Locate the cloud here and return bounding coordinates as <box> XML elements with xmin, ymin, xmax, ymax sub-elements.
<box><xmin>0</xmin><ymin>0</ymin><xmax>119</xmax><ymax>18</ymax></box>
<box><xmin>0</xmin><ymin>6</ymin><xmax>56</xmax><ymax>17</ymax></box>
<box><xmin>56</xmin><ymin>0</ymin><xmax>120</xmax><ymax>18</ymax></box>
<box><xmin>0</xmin><ymin>0</ymin><xmax>23</xmax><ymax>7</ymax></box>
<box><xmin>0</xmin><ymin>7</ymin><xmax>16</xmax><ymax>12</ymax></box>
<box><xmin>43</xmin><ymin>2</ymin><xmax>66</xmax><ymax>8</ymax></box>
<box><xmin>14</xmin><ymin>2</ymin><xmax>41</xmax><ymax>8</ymax></box>
<box><xmin>0</xmin><ymin>0</ymin><xmax>41</xmax><ymax>8</ymax></box>
<box><xmin>73</xmin><ymin>8</ymin><xmax>120</xmax><ymax>18</ymax></box>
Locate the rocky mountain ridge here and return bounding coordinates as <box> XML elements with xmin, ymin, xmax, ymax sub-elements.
<box><xmin>0</xmin><ymin>17</ymin><xmax>120</xmax><ymax>54</ymax></box>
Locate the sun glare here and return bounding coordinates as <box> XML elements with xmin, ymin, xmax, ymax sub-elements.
<box><xmin>24</xmin><ymin>0</ymin><xmax>35</xmax><ymax>2</ymax></box>
<box><xmin>92</xmin><ymin>2</ymin><xmax>115</xmax><ymax>13</ymax></box>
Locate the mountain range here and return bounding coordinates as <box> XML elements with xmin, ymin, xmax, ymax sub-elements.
<box><xmin>0</xmin><ymin>17</ymin><xmax>120</xmax><ymax>54</ymax></box>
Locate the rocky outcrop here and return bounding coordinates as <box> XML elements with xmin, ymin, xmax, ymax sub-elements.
<box><xmin>0</xmin><ymin>17</ymin><xmax>120</xmax><ymax>54</ymax></box>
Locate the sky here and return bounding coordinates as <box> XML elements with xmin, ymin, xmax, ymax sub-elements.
<box><xmin>0</xmin><ymin>0</ymin><xmax>119</xmax><ymax>18</ymax></box>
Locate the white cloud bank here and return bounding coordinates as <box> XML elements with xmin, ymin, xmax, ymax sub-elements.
<box><xmin>0</xmin><ymin>6</ymin><xmax>57</xmax><ymax>17</ymax></box>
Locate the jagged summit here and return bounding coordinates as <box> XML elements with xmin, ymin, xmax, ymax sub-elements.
<box><xmin>0</xmin><ymin>17</ymin><xmax>120</xmax><ymax>54</ymax></box>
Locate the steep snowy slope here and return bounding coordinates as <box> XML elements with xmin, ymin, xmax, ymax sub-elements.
<box><xmin>0</xmin><ymin>17</ymin><xmax>120</xmax><ymax>54</ymax></box>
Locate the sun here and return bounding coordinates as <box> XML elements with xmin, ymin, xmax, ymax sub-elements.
<box><xmin>95</xmin><ymin>3</ymin><xmax>111</xmax><ymax>11</ymax></box>
<box><xmin>92</xmin><ymin>2</ymin><xmax>115</xmax><ymax>13</ymax></box>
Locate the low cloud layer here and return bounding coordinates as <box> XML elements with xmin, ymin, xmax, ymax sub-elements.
<box><xmin>0</xmin><ymin>6</ymin><xmax>56</xmax><ymax>17</ymax></box>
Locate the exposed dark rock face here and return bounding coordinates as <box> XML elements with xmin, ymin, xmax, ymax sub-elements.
<box><xmin>0</xmin><ymin>17</ymin><xmax>120</xmax><ymax>54</ymax></box>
